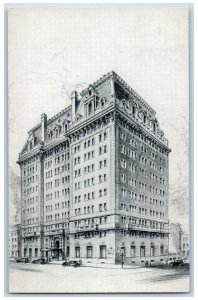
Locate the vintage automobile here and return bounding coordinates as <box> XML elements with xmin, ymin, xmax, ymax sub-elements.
<box><xmin>169</xmin><ymin>259</ymin><xmax>184</xmax><ymax>267</ymax></box>
<box><xmin>31</xmin><ymin>258</ymin><xmax>48</xmax><ymax>264</ymax></box>
<box><xmin>16</xmin><ymin>257</ymin><xmax>29</xmax><ymax>263</ymax></box>
<box><xmin>62</xmin><ymin>259</ymin><xmax>82</xmax><ymax>267</ymax></box>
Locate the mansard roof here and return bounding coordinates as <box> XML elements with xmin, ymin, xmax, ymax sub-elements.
<box><xmin>80</xmin><ymin>71</ymin><xmax>156</xmax><ymax>115</ymax></box>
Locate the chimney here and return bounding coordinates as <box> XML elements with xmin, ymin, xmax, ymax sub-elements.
<box><xmin>41</xmin><ymin>113</ymin><xmax>47</xmax><ymax>142</ymax></box>
<box><xmin>71</xmin><ymin>90</ymin><xmax>78</xmax><ymax>122</ymax></box>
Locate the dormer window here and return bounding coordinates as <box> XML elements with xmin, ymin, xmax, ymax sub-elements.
<box><xmin>30</xmin><ymin>141</ymin><xmax>33</xmax><ymax>150</ymax></box>
<box><xmin>132</xmin><ymin>106</ymin><xmax>136</xmax><ymax>116</ymax></box>
<box><xmin>88</xmin><ymin>102</ymin><xmax>93</xmax><ymax>115</ymax></box>
<box><xmin>101</xmin><ymin>97</ymin><xmax>107</xmax><ymax>108</ymax></box>
<box><xmin>95</xmin><ymin>96</ymin><xmax>99</xmax><ymax>109</ymax></box>
<box><xmin>89</xmin><ymin>90</ymin><xmax>92</xmax><ymax>96</ymax></box>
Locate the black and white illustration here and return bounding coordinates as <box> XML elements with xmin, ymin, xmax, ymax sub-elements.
<box><xmin>8</xmin><ymin>8</ymin><xmax>189</xmax><ymax>293</ymax></box>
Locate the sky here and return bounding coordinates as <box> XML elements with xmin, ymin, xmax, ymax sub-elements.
<box><xmin>8</xmin><ymin>8</ymin><xmax>189</xmax><ymax>231</ymax></box>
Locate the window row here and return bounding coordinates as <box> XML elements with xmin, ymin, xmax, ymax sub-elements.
<box><xmin>83</xmin><ymin>192</ymin><xmax>95</xmax><ymax>201</ymax></box>
<box><xmin>74</xmin><ymin>202</ymin><xmax>107</xmax><ymax>216</ymax></box>
<box><xmin>99</xmin><ymin>145</ymin><xmax>107</xmax><ymax>155</ymax></box>
<box><xmin>45</xmin><ymin>212</ymin><xmax>70</xmax><ymax>222</ymax></box>
<box><xmin>120</xmin><ymin>216</ymin><xmax>166</xmax><ymax>230</ymax></box>
<box><xmin>54</xmin><ymin>153</ymin><xmax>70</xmax><ymax>164</ymax></box>
<box><xmin>23</xmin><ymin>206</ymin><xmax>38</xmax><ymax>214</ymax></box>
<box><xmin>23</xmin><ymin>186</ymin><xmax>38</xmax><ymax>195</ymax></box>
<box><xmin>119</xmin><ymin>129</ymin><xmax>167</xmax><ymax>155</ymax></box>
<box><xmin>84</xmin><ymin>137</ymin><xmax>95</xmax><ymax>149</ymax></box>
<box><xmin>84</xmin><ymin>151</ymin><xmax>95</xmax><ymax>161</ymax></box>
<box><xmin>54</xmin><ymin>163</ymin><xmax>70</xmax><ymax>175</ymax></box>
<box><xmin>74</xmin><ymin>215</ymin><xmax>108</xmax><ymax>228</ymax></box>
<box><xmin>23</xmin><ymin>196</ymin><xmax>38</xmax><ymax>205</ymax></box>
<box><xmin>24</xmin><ymin>175</ymin><xmax>38</xmax><ymax>186</ymax></box>
<box><xmin>23</xmin><ymin>218</ymin><xmax>38</xmax><ymax>225</ymax></box>
<box><xmin>84</xmin><ymin>177</ymin><xmax>95</xmax><ymax>187</ymax></box>
<box><xmin>23</xmin><ymin>164</ymin><xmax>38</xmax><ymax>177</ymax></box>
<box><xmin>120</xmin><ymin>203</ymin><xmax>165</xmax><ymax>219</ymax></box>
<box><xmin>98</xmin><ymin>131</ymin><xmax>108</xmax><ymax>143</ymax></box>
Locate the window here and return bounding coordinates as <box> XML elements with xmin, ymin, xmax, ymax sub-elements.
<box><xmin>75</xmin><ymin>246</ymin><xmax>80</xmax><ymax>258</ymax></box>
<box><xmin>131</xmin><ymin>246</ymin><xmax>136</xmax><ymax>258</ymax></box>
<box><xmin>160</xmin><ymin>245</ymin><xmax>164</xmax><ymax>256</ymax></box>
<box><xmin>86</xmin><ymin>246</ymin><xmax>93</xmax><ymax>258</ymax></box>
<box><xmin>121</xmin><ymin>247</ymin><xmax>126</xmax><ymax>257</ymax></box>
<box><xmin>88</xmin><ymin>102</ymin><xmax>93</xmax><ymax>114</ymax></box>
<box><xmin>140</xmin><ymin>246</ymin><xmax>145</xmax><ymax>257</ymax></box>
<box><xmin>99</xmin><ymin>204</ymin><xmax>102</xmax><ymax>211</ymax></box>
<box><xmin>150</xmin><ymin>245</ymin><xmax>155</xmax><ymax>257</ymax></box>
<box><xmin>100</xmin><ymin>245</ymin><xmax>106</xmax><ymax>259</ymax></box>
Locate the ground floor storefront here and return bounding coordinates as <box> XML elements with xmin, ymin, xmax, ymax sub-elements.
<box><xmin>69</xmin><ymin>229</ymin><xmax>169</xmax><ymax>265</ymax></box>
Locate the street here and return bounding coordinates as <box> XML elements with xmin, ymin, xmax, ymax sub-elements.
<box><xmin>9</xmin><ymin>262</ymin><xmax>190</xmax><ymax>294</ymax></box>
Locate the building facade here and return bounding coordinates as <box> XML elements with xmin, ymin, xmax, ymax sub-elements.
<box><xmin>169</xmin><ymin>223</ymin><xmax>189</xmax><ymax>259</ymax></box>
<box><xmin>181</xmin><ymin>233</ymin><xmax>189</xmax><ymax>257</ymax></box>
<box><xmin>17</xmin><ymin>71</ymin><xmax>171</xmax><ymax>264</ymax></box>
<box><xmin>9</xmin><ymin>224</ymin><xmax>21</xmax><ymax>259</ymax></box>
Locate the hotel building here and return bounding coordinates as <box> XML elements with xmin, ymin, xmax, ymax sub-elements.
<box><xmin>17</xmin><ymin>71</ymin><xmax>171</xmax><ymax>264</ymax></box>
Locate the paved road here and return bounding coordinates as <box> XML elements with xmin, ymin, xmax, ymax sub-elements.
<box><xmin>9</xmin><ymin>262</ymin><xmax>190</xmax><ymax>293</ymax></box>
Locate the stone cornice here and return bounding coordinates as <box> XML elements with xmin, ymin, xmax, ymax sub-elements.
<box><xmin>17</xmin><ymin>144</ymin><xmax>44</xmax><ymax>165</ymax></box>
<box><xmin>18</xmin><ymin>104</ymin><xmax>170</xmax><ymax>164</ymax></box>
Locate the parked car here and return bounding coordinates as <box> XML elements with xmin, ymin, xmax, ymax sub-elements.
<box><xmin>16</xmin><ymin>257</ymin><xmax>29</xmax><ymax>263</ymax></box>
<box><xmin>62</xmin><ymin>259</ymin><xmax>82</xmax><ymax>267</ymax></box>
<box><xmin>31</xmin><ymin>258</ymin><xmax>48</xmax><ymax>264</ymax></box>
<box><xmin>169</xmin><ymin>259</ymin><xmax>184</xmax><ymax>267</ymax></box>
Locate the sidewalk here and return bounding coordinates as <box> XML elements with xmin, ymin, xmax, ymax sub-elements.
<box><xmin>81</xmin><ymin>263</ymin><xmax>140</xmax><ymax>269</ymax></box>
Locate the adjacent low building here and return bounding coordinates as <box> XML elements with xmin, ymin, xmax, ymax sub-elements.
<box><xmin>17</xmin><ymin>71</ymin><xmax>171</xmax><ymax>264</ymax></box>
<box><xmin>9</xmin><ymin>224</ymin><xmax>21</xmax><ymax>260</ymax></box>
<box><xmin>181</xmin><ymin>233</ymin><xmax>189</xmax><ymax>257</ymax></box>
<box><xmin>169</xmin><ymin>223</ymin><xmax>189</xmax><ymax>259</ymax></box>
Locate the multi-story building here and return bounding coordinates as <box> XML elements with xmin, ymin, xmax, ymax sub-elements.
<box><xmin>181</xmin><ymin>233</ymin><xmax>189</xmax><ymax>257</ymax></box>
<box><xmin>169</xmin><ymin>223</ymin><xmax>182</xmax><ymax>256</ymax></box>
<box><xmin>9</xmin><ymin>224</ymin><xmax>21</xmax><ymax>259</ymax></box>
<box><xmin>169</xmin><ymin>223</ymin><xmax>189</xmax><ymax>259</ymax></box>
<box><xmin>17</xmin><ymin>71</ymin><xmax>171</xmax><ymax>264</ymax></box>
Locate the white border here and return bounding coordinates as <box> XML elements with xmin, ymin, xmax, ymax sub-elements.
<box><xmin>1</xmin><ymin>1</ymin><xmax>196</xmax><ymax>300</ymax></box>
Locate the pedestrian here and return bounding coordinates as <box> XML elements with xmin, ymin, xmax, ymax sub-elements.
<box><xmin>121</xmin><ymin>260</ymin><xmax>124</xmax><ymax>268</ymax></box>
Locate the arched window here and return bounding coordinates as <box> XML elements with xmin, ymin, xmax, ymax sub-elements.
<box><xmin>140</xmin><ymin>243</ymin><xmax>145</xmax><ymax>257</ymax></box>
